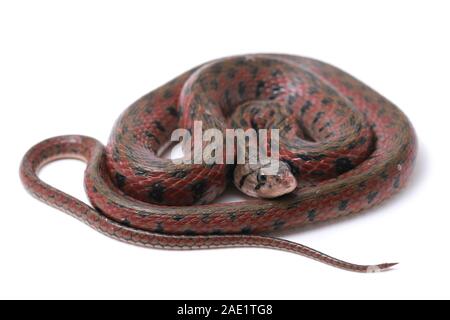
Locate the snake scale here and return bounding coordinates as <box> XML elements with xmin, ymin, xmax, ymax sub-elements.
<box><xmin>20</xmin><ymin>54</ymin><xmax>417</xmax><ymax>272</ymax></box>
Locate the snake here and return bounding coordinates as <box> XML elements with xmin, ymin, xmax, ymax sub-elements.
<box><xmin>20</xmin><ymin>54</ymin><xmax>417</xmax><ymax>272</ymax></box>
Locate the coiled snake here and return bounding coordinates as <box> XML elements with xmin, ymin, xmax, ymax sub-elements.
<box><xmin>20</xmin><ymin>54</ymin><xmax>417</xmax><ymax>272</ymax></box>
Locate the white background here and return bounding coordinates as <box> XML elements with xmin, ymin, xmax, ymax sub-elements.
<box><xmin>1</xmin><ymin>0</ymin><xmax>449</xmax><ymax>300</ymax></box>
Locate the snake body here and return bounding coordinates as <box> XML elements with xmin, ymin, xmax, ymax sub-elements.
<box><xmin>20</xmin><ymin>54</ymin><xmax>417</xmax><ymax>272</ymax></box>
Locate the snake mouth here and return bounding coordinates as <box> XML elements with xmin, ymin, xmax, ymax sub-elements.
<box><xmin>233</xmin><ymin>161</ymin><xmax>298</xmax><ymax>199</ymax></box>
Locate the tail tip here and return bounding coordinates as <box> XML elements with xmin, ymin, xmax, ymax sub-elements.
<box><xmin>366</xmin><ymin>262</ymin><xmax>398</xmax><ymax>273</ymax></box>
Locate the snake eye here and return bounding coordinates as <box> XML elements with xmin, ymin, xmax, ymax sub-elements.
<box><xmin>257</xmin><ymin>173</ymin><xmax>267</xmax><ymax>183</ymax></box>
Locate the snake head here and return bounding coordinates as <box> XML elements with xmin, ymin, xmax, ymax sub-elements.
<box><xmin>233</xmin><ymin>161</ymin><xmax>297</xmax><ymax>198</ymax></box>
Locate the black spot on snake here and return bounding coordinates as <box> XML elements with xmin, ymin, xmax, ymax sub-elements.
<box><xmin>155</xmin><ymin>222</ymin><xmax>164</xmax><ymax>233</ymax></box>
<box><xmin>209</xmin><ymin>79</ymin><xmax>219</xmax><ymax>90</ymax></box>
<box><xmin>163</xmin><ymin>89</ymin><xmax>173</xmax><ymax>99</ymax></box>
<box><xmin>348</xmin><ymin>140</ymin><xmax>358</xmax><ymax>150</ymax></box>
<box><xmin>359</xmin><ymin>136</ymin><xmax>367</xmax><ymax>146</ymax></box>
<box><xmin>224</xmin><ymin>89</ymin><xmax>232</xmax><ymax>108</ymax></box>
<box><xmin>191</xmin><ymin>179</ymin><xmax>207</xmax><ymax>202</ymax></box>
<box><xmin>288</xmin><ymin>95</ymin><xmax>297</xmax><ymax>105</ymax></box>
<box><xmin>318</xmin><ymin>122</ymin><xmax>331</xmax><ymax>132</ymax></box>
<box><xmin>184</xmin><ymin>230</ymin><xmax>197</xmax><ymax>236</ymax></box>
<box><xmin>227</xmin><ymin>68</ymin><xmax>237</xmax><ymax>79</ymax></box>
<box><xmin>284</xmin><ymin>159</ymin><xmax>300</xmax><ymax>176</ymax></box>
<box><xmin>367</xmin><ymin>191</ymin><xmax>379</xmax><ymax>204</ymax></box>
<box><xmin>145</xmin><ymin>131</ymin><xmax>160</xmax><ymax>145</ymax></box>
<box><xmin>250</xmin><ymin>66</ymin><xmax>259</xmax><ymax>78</ymax></box>
<box><xmin>211</xmin><ymin>64</ymin><xmax>222</xmax><ymax>74</ymax></box>
<box><xmin>145</xmin><ymin>105</ymin><xmax>153</xmax><ymax>113</ymax></box>
<box><xmin>256</xmin><ymin>80</ymin><xmax>265</xmax><ymax>98</ymax></box>
<box><xmin>307</xmin><ymin>209</ymin><xmax>316</xmax><ymax>222</ymax></box>
<box><xmin>238</xmin><ymin>81</ymin><xmax>246</xmax><ymax>98</ymax></box>
<box><xmin>272</xmin><ymin>69</ymin><xmax>282</xmax><ymax>77</ymax></box>
<box><xmin>335</xmin><ymin>157</ymin><xmax>355</xmax><ymax>175</ymax></box>
<box><xmin>172</xmin><ymin>215</ymin><xmax>185</xmax><ymax>221</ymax></box>
<box><xmin>393</xmin><ymin>176</ymin><xmax>401</xmax><ymax>188</ymax></box>
<box><xmin>241</xmin><ymin>227</ymin><xmax>252</xmax><ymax>235</ymax></box>
<box><xmin>322</xmin><ymin>97</ymin><xmax>332</xmax><ymax>105</ymax></box>
<box><xmin>312</xmin><ymin>112</ymin><xmax>325</xmax><ymax>125</ymax></box>
<box><xmin>380</xmin><ymin>171</ymin><xmax>389</xmax><ymax>181</ymax></box>
<box><xmin>273</xmin><ymin>220</ymin><xmax>286</xmax><ymax>230</ymax></box>
<box><xmin>166</xmin><ymin>106</ymin><xmax>178</xmax><ymax>117</ymax></box>
<box><xmin>211</xmin><ymin>229</ymin><xmax>224</xmax><ymax>235</ymax></box>
<box><xmin>297</xmin><ymin>154</ymin><xmax>312</xmax><ymax>161</ymax></box>
<box><xmin>401</xmin><ymin>143</ymin><xmax>409</xmax><ymax>152</ymax></box>
<box><xmin>358</xmin><ymin>181</ymin><xmax>367</xmax><ymax>190</ymax></box>
<box><xmin>153</xmin><ymin>120</ymin><xmax>166</xmax><ymax>132</ymax></box>
<box><xmin>255</xmin><ymin>210</ymin><xmax>266</xmax><ymax>216</ymax></box>
<box><xmin>338</xmin><ymin>200</ymin><xmax>349</xmax><ymax>211</ymax></box>
<box><xmin>115</xmin><ymin>173</ymin><xmax>127</xmax><ymax>190</ymax></box>
<box><xmin>301</xmin><ymin>100</ymin><xmax>312</xmax><ymax>115</ymax></box>
<box><xmin>148</xmin><ymin>182</ymin><xmax>165</xmax><ymax>203</ymax></box>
